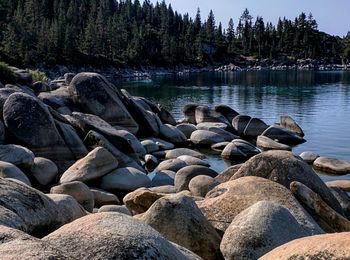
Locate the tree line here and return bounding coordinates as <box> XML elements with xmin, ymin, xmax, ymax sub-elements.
<box><xmin>0</xmin><ymin>0</ymin><xmax>349</xmax><ymax>67</ymax></box>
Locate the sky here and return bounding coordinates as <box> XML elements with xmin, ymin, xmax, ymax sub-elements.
<box><xmin>145</xmin><ymin>0</ymin><xmax>350</xmax><ymax>37</ymax></box>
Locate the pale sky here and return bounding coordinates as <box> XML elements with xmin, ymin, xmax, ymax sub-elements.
<box><xmin>145</xmin><ymin>0</ymin><xmax>349</xmax><ymax>37</ymax></box>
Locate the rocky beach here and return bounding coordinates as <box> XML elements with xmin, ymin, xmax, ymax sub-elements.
<box><xmin>0</xmin><ymin>67</ymin><xmax>349</xmax><ymax>259</ymax></box>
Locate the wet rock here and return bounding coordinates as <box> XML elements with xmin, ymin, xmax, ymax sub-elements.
<box><xmin>220</xmin><ymin>201</ymin><xmax>309</xmax><ymax>260</ymax></box>
<box><xmin>44</xmin><ymin>212</ymin><xmax>201</xmax><ymax>259</ymax></box>
<box><xmin>175</xmin><ymin>165</ymin><xmax>218</xmax><ymax>192</ymax></box>
<box><xmin>152</xmin><ymin>170</ymin><xmax>176</xmax><ymax>187</ymax></box>
<box><xmin>197</xmin><ymin>176</ymin><xmax>323</xmax><ymax>235</ymax></box>
<box><xmin>0</xmin><ymin>161</ymin><xmax>31</xmax><ymax>186</ymax></box>
<box><xmin>280</xmin><ymin>115</ymin><xmax>304</xmax><ymax>137</ymax></box>
<box><xmin>313</xmin><ymin>157</ymin><xmax>350</xmax><ymax>175</ymax></box>
<box><xmin>189</xmin><ymin>175</ymin><xmax>219</xmax><ymax>197</ymax></box>
<box><xmin>165</xmin><ymin>148</ymin><xmax>206</xmax><ymax>159</ymax></box>
<box><xmin>156</xmin><ymin>159</ymin><xmax>188</xmax><ymax>173</ymax></box>
<box><xmin>214</xmin><ymin>104</ymin><xmax>239</xmax><ymax>123</ymax></box>
<box><xmin>140</xmin><ymin>194</ymin><xmax>222</xmax><ymax>260</ymax></box>
<box><xmin>232</xmin><ymin>115</ymin><xmax>251</xmax><ymax>136</ymax></box>
<box><xmin>256</xmin><ymin>135</ymin><xmax>291</xmax><ymax>151</ymax></box>
<box><xmin>69</xmin><ymin>73</ymin><xmax>139</xmax><ymax>133</ymax></box>
<box><xmin>231</xmin><ymin>150</ymin><xmax>343</xmax><ymax>214</ymax></box>
<box><xmin>100</xmin><ymin>167</ymin><xmax>151</xmax><ymax>192</ymax></box>
<box><xmin>261</xmin><ymin>125</ymin><xmax>306</xmax><ymax>145</ymax></box>
<box><xmin>299</xmin><ymin>151</ymin><xmax>320</xmax><ymax>164</ymax></box>
<box><xmin>175</xmin><ymin>123</ymin><xmax>197</xmax><ymax>139</ymax></box>
<box><xmin>221</xmin><ymin>139</ymin><xmax>260</xmax><ymax>161</ymax></box>
<box><xmin>30</xmin><ymin>157</ymin><xmax>58</xmax><ymax>186</ymax></box>
<box><xmin>60</xmin><ymin>147</ymin><xmax>118</xmax><ymax>184</ymax></box>
<box><xmin>260</xmin><ymin>232</ymin><xmax>350</xmax><ymax>260</ymax></box>
<box><xmin>91</xmin><ymin>188</ymin><xmax>120</xmax><ymax>208</ymax></box>
<box><xmin>50</xmin><ymin>181</ymin><xmax>94</xmax><ymax>212</ymax></box>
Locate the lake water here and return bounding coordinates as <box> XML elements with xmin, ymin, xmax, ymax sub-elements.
<box><xmin>123</xmin><ymin>70</ymin><xmax>350</xmax><ymax>182</ymax></box>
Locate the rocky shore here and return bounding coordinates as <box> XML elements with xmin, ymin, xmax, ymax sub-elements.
<box><xmin>0</xmin><ymin>67</ymin><xmax>350</xmax><ymax>259</ymax></box>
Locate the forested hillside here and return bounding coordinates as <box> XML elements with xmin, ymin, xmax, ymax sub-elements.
<box><xmin>0</xmin><ymin>0</ymin><xmax>349</xmax><ymax>67</ymax></box>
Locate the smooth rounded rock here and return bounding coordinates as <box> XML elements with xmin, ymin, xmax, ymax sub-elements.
<box><xmin>221</xmin><ymin>139</ymin><xmax>260</xmax><ymax>161</ymax></box>
<box><xmin>256</xmin><ymin>135</ymin><xmax>291</xmax><ymax>151</ymax></box>
<box><xmin>280</xmin><ymin>115</ymin><xmax>304</xmax><ymax>137</ymax></box>
<box><xmin>141</xmin><ymin>139</ymin><xmax>159</xmax><ymax>153</ymax></box>
<box><xmin>159</xmin><ymin>123</ymin><xmax>187</xmax><ymax>145</ymax></box>
<box><xmin>0</xmin><ymin>205</ymin><xmax>27</xmax><ymax>231</ymax></box>
<box><xmin>214</xmin><ymin>104</ymin><xmax>239</xmax><ymax>123</ymax></box>
<box><xmin>123</xmin><ymin>188</ymin><xmax>164</xmax><ymax>215</ymax></box>
<box><xmin>98</xmin><ymin>205</ymin><xmax>132</xmax><ymax>215</ymax></box>
<box><xmin>91</xmin><ymin>188</ymin><xmax>120</xmax><ymax>208</ymax></box>
<box><xmin>178</xmin><ymin>155</ymin><xmax>210</xmax><ymax>167</ymax></box>
<box><xmin>299</xmin><ymin>151</ymin><xmax>320</xmax><ymax>164</ymax></box>
<box><xmin>152</xmin><ymin>170</ymin><xmax>176</xmax><ymax>187</ymax></box>
<box><xmin>0</xmin><ymin>144</ymin><xmax>34</xmax><ymax>168</ymax></box>
<box><xmin>313</xmin><ymin>157</ymin><xmax>350</xmax><ymax>175</ymax></box>
<box><xmin>156</xmin><ymin>159</ymin><xmax>188</xmax><ymax>173</ymax></box>
<box><xmin>189</xmin><ymin>175</ymin><xmax>219</xmax><ymax>197</ymax></box>
<box><xmin>175</xmin><ymin>123</ymin><xmax>197</xmax><ymax>139</ymax></box>
<box><xmin>215</xmin><ymin>164</ymin><xmax>243</xmax><ymax>183</ymax></box>
<box><xmin>30</xmin><ymin>157</ymin><xmax>58</xmax><ymax>186</ymax></box>
<box><xmin>195</xmin><ymin>105</ymin><xmax>230</xmax><ymax>125</ymax></box>
<box><xmin>183</xmin><ymin>103</ymin><xmax>198</xmax><ymax>124</ymax></box>
<box><xmin>243</xmin><ymin>118</ymin><xmax>269</xmax><ymax>137</ymax></box>
<box><xmin>166</xmin><ymin>148</ymin><xmax>206</xmax><ymax>159</ymax></box>
<box><xmin>262</xmin><ymin>125</ymin><xmax>306</xmax><ymax>145</ymax></box>
<box><xmin>326</xmin><ymin>180</ymin><xmax>350</xmax><ymax>192</ymax></box>
<box><xmin>0</xmin><ymin>161</ymin><xmax>31</xmax><ymax>186</ymax></box>
<box><xmin>190</xmin><ymin>130</ymin><xmax>233</xmax><ymax>146</ymax></box>
<box><xmin>232</xmin><ymin>115</ymin><xmax>251</xmax><ymax>135</ymax></box>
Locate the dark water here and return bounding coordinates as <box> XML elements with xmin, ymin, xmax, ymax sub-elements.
<box><xmin>123</xmin><ymin>70</ymin><xmax>350</xmax><ymax>181</ymax></box>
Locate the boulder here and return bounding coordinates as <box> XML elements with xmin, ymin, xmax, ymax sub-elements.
<box><xmin>38</xmin><ymin>87</ymin><xmax>71</xmax><ymax>110</ymax></box>
<box><xmin>0</xmin><ymin>205</ymin><xmax>27</xmax><ymax>231</ymax></box>
<box><xmin>299</xmin><ymin>151</ymin><xmax>320</xmax><ymax>164</ymax></box>
<box><xmin>152</xmin><ymin>170</ymin><xmax>176</xmax><ymax>187</ymax></box>
<box><xmin>123</xmin><ymin>187</ymin><xmax>164</xmax><ymax>215</ymax></box>
<box><xmin>60</xmin><ymin>147</ymin><xmax>118</xmax><ymax>184</ymax></box>
<box><xmin>64</xmin><ymin>73</ymin><xmax>75</xmax><ymax>85</ymax></box>
<box><xmin>178</xmin><ymin>155</ymin><xmax>210</xmax><ymax>167</ymax></box>
<box><xmin>256</xmin><ymin>135</ymin><xmax>291</xmax><ymax>151</ymax></box>
<box><xmin>91</xmin><ymin>188</ymin><xmax>120</xmax><ymax>208</ymax></box>
<box><xmin>231</xmin><ymin>150</ymin><xmax>343</xmax><ymax>214</ymax></box>
<box><xmin>221</xmin><ymin>139</ymin><xmax>260</xmax><ymax>161</ymax></box>
<box><xmin>195</xmin><ymin>105</ymin><xmax>230</xmax><ymax>126</ymax></box>
<box><xmin>175</xmin><ymin>165</ymin><xmax>218</xmax><ymax>192</ymax></box>
<box><xmin>189</xmin><ymin>175</ymin><xmax>219</xmax><ymax>197</ymax></box>
<box><xmin>149</xmin><ymin>137</ymin><xmax>175</xmax><ymax>150</ymax></box>
<box><xmin>196</xmin><ymin>122</ymin><xmax>228</xmax><ymax>131</ymax></box>
<box><xmin>3</xmin><ymin>93</ymin><xmax>75</xmax><ymax>168</ymax></box>
<box><xmin>165</xmin><ymin>148</ymin><xmax>206</xmax><ymax>159</ymax></box>
<box><xmin>260</xmin><ymin>232</ymin><xmax>350</xmax><ymax>260</ymax></box>
<box><xmin>0</xmin><ymin>120</ymin><xmax>4</xmax><ymax>144</ymax></box>
<box><xmin>14</xmin><ymin>69</ymin><xmax>32</xmax><ymax>85</ymax></box>
<box><xmin>32</xmin><ymin>81</ymin><xmax>51</xmax><ymax>93</ymax></box>
<box><xmin>190</xmin><ymin>130</ymin><xmax>232</xmax><ymax>146</ymax></box>
<box><xmin>69</xmin><ymin>73</ymin><xmax>139</xmax><ymax>133</ymax></box>
<box><xmin>0</xmin><ymin>178</ymin><xmax>61</xmax><ymax>236</ymax></box>
<box><xmin>46</xmin><ymin>194</ymin><xmax>86</xmax><ymax>224</ymax></box>
<box><xmin>330</xmin><ymin>187</ymin><xmax>350</xmax><ymax>219</ymax></box>
<box><xmin>0</xmin><ymin>161</ymin><xmax>31</xmax><ymax>186</ymax></box>
<box><xmin>5</xmin><ymin>83</ymin><xmax>35</xmax><ymax>97</ymax></box>
<box><xmin>215</xmin><ymin>164</ymin><xmax>242</xmax><ymax>183</ymax></box>
<box><xmin>156</xmin><ymin>159</ymin><xmax>188</xmax><ymax>173</ymax></box>
<box><xmin>159</xmin><ymin>123</ymin><xmax>187</xmax><ymax>145</ymax></box>
<box><xmin>232</xmin><ymin>115</ymin><xmax>251</xmax><ymax>136</ymax></box>
<box><xmin>98</xmin><ymin>205</ymin><xmax>132</xmax><ymax>215</ymax></box>
<box><xmin>144</xmin><ymin>154</ymin><xmax>159</xmax><ymax>171</ymax></box>
<box><xmin>175</xmin><ymin>123</ymin><xmax>197</xmax><ymax>139</ymax></box>
<box><xmin>158</xmin><ymin>105</ymin><xmax>177</xmax><ymax>125</ymax></box>
<box><xmin>50</xmin><ymin>181</ymin><xmax>94</xmax><ymax>212</ymax></box>
<box><xmin>150</xmin><ymin>185</ymin><xmax>176</xmax><ymax>194</ymax></box>
<box><xmin>0</xmin><ymin>144</ymin><xmax>34</xmax><ymax>168</ymax></box>
<box><xmin>220</xmin><ymin>201</ymin><xmax>309</xmax><ymax>260</ymax></box>
<box><xmin>0</xmin><ymin>226</ymin><xmax>68</xmax><ymax>259</ymax></box>
<box><xmin>141</xmin><ymin>139</ymin><xmax>159</xmax><ymax>153</ymax></box>
<box><xmin>100</xmin><ymin>167</ymin><xmax>151</xmax><ymax>192</ymax></box>
<box><xmin>313</xmin><ymin>157</ymin><xmax>350</xmax><ymax>175</ymax></box>
<box><xmin>280</xmin><ymin>115</ymin><xmax>304</xmax><ymax>137</ymax></box>
<box><xmin>43</xmin><ymin>212</ymin><xmax>201</xmax><ymax>259</ymax></box>
<box><xmin>197</xmin><ymin>176</ymin><xmax>323</xmax><ymax>235</ymax></box>
<box><xmin>326</xmin><ymin>180</ymin><xmax>350</xmax><ymax>192</ymax></box>
<box><xmin>0</xmin><ymin>88</ymin><xmax>17</xmax><ymax>115</ymax></box>
<box><xmin>261</xmin><ymin>125</ymin><xmax>306</xmax><ymax>145</ymax></box>
<box><xmin>211</xmin><ymin>142</ymin><xmax>230</xmax><ymax>152</ymax></box>
<box><xmin>140</xmin><ymin>194</ymin><xmax>223</xmax><ymax>260</ymax></box>
<box><xmin>30</xmin><ymin>157</ymin><xmax>58</xmax><ymax>186</ymax></box>
<box><xmin>243</xmin><ymin>118</ymin><xmax>269</xmax><ymax>137</ymax></box>
<box><xmin>182</xmin><ymin>103</ymin><xmax>198</xmax><ymax>124</ymax></box>
<box><xmin>214</xmin><ymin>104</ymin><xmax>239</xmax><ymax>123</ymax></box>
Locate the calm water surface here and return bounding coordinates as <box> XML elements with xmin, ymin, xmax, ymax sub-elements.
<box><xmin>123</xmin><ymin>71</ymin><xmax>350</xmax><ymax>182</ymax></box>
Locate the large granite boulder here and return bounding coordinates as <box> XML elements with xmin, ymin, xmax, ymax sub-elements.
<box><xmin>214</xmin><ymin>104</ymin><xmax>239</xmax><ymax>123</ymax></box>
<box><xmin>232</xmin><ymin>115</ymin><xmax>251</xmax><ymax>136</ymax></box>
<box><xmin>0</xmin><ymin>205</ymin><xmax>27</xmax><ymax>231</ymax></box>
<box><xmin>243</xmin><ymin>118</ymin><xmax>269</xmax><ymax>137</ymax></box>
<box><xmin>43</xmin><ymin>212</ymin><xmax>201</xmax><ymax>259</ymax></box>
<box><xmin>261</xmin><ymin>125</ymin><xmax>306</xmax><ymax>145</ymax></box>
<box><xmin>175</xmin><ymin>123</ymin><xmax>197</xmax><ymax>139</ymax></box>
<box><xmin>231</xmin><ymin>150</ymin><xmax>343</xmax><ymax>214</ymax></box>
<box><xmin>159</xmin><ymin>123</ymin><xmax>187</xmax><ymax>145</ymax></box>
<box><xmin>261</xmin><ymin>232</ymin><xmax>350</xmax><ymax>260</ymax></box>
<box><xmin>140</xmin><ymin>194</ymin><xmax>223</xmax><ymax>260</ymax></box>
<box><xmin>196</xmin><ymin>176</ymin><xmax>323</xmax><ymax>235</ymax></box>
<box><xmin>69</xmin><ymin>73</ymin><xmax>139</xmax><ymax>133</ymax></box>
<box><xmin>0</xmin><ymin>144</ymin><xmax>34</xmax><ymax>168</ymax></box>
<box><xmin>221</xmin><ymin>139</ymin><xmax>260</xmax><ymax>161</ymax></box>
<box><xmin>190</xmin><ymin>130</ymin><xmax>233</xmax><ymax>146</ymax></box>
<box><xmin>0</xmin><ymin>161</ymin><xmax>31</xmax><ymax>186</ymax></box>
<box><xmin>220</xmin><ymin>201</ymin><xmax>309</xmax><ymax>260</ymax></box>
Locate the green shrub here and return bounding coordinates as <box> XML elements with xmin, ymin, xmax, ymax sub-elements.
<box><xmin>0</xmin><ymin>61</ymin><xmax>16</xmax><ymax>84</ymax></box>
<box><xmin>28</xmin><ymin>69</ymin><xmax>48</xmax><ymax>82</ymax></box>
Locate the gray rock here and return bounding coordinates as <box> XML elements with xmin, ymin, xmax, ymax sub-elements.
<box><xmin>30</xmin><ymin>157</ymin><xmax>58</xmax><ymax>186</ymax></box>
<box><xmin>156</xmin><ymin>159</ymin><xmax>188</xmax><ymax>173</ymax></box>
<box><xmin>38</xmin><ymin>86</ymin><xmax>71</xmax><ymax>109</ymax></box>
<box><xmin>91</xmin><ymin>188</ymin><xmax>120</xmax><ymax>208</ymax></box>
<box><xmin>60</xmin><ymin>147</ymin><xmax>118</xmax><ymax>184</ymax></box>
<box><xmin>232</xmin><ymin>115</ymin><xmax>251</xmax><ymax>135</ymax></box>
<box><xmin>329</xmin><ymin>187</ymin><xmax>350</xmax><ymax>220</ymax></box>
<box><xmin>98</xmin><ymin>205</ymin><xmax>132</xmax><ymax>215</ymax></box>
<box><xmin>0</xmin><ymin>88</ymin><xmax>17</xmax><ymax>115</ymax></box>
<box><xmin>159</xmin><ymin>123</ymin><xmax>187</xmax><ymax>145</ymax></box>
<box><xmin>231</xmin><ymin>150</ymin><xmax>343</xmax><ymax>214</ymax></box>
<box><xmin>144</xmin><ymin>154</ymin><xmax>159</xmax><ymax>171</ymax></box>
<box><xmin>196</xmin><ymin>122</ymin><xmax>228</xmax><ymax>131</ymax></box>
<box><xmin>69</xmin><ymin>73</ymin><xmax>139</xmax><ymax>133</ymax></box>
<box><xmin>221</xmin><ymin>139</ymin><xmax>260</xmax><ymax>161</ymax></box>
<box><xmin>189</xmin><ymin>175</ymin><xmax>219</xmax><ymax>197</ymax></box>
<box><xmin>215</xmin><ymin>164</ymin><xmax>243</xmax><ymax>183</ymax></box>
<box><xmin>313</xmin><ymin>157</ymin><xmax>350</xmax><ymax>175</ymax></box>
<box><xmin>0</xmin><ymin>161</ymin><xmax>31</xmax><ymax>186</ymax></box>
<box><xmin>14</xmin><ymin>69</ymin><xmax>32</xmax><ymax>85</ymax></box>
<box><xmin>326</xmin><ymin>180</ymin><xmax>350</xmax><ymax>192</ymax></box>
<box><xmin>32</xmin><ymin>81</ymin><xmax>51</xmax><ymax>93</ymax></box>
<box><xmin>220</xmin><ymin>201</ymin><xmax>309</xmax><ymax>260</ymax></box>
<box><xmin>300</xmin><ymin>151</ymin><xmax>320</xmax><ymax>164</ymax></box>
<box><xmin>152</xmin><ymin>170</ymin><xmax>176</xmax><ymax>187</ymax></box>
<box><xmin>243</xmin><ymin>118</ymin><xmax>269</xmax><ymax>137</ymax></box>
<box><xmin>183</xmin><ymin>103</ymin><xmax>198</xmax><ymax>124</ymax></box>
<box><xmin>262</xmin><ymin>125</ymin><xmax>306</xmax><ymax>145</ymax></box>
<box><xmin>190</xmin><ymin>130</ymin><xmax>233</xmax><ymax>146</ymax></box>
<box><xmin>0</xmin><ymin>144</ymin><xmax>34</xmax><ymax>168</ymax></box>
<box><xmin>123</xmin><ymin>188</ymin><xmax>164</xmax><ymax>215</ymax></box>
<box><xmin>0</xmin><ymin>120</ymin><xmax>5</xmax><ymax>144</ymax></box>
<box><xmin>100</xmin><ymin>167</ymin><xmax>151</xmax><ymax>192</ymax></box>
<box><xmin>178</xmin><ymin>155</ymin><xmax>210</xmax><ymax>167</ymax></box>
<box><xmin>44</xmin><ymin>212</ymin><xmax>201</xmax><ymax>259</ymax></box>
<box><xmin>0</xmin><ymin>178</ymin><xmax>61</xmax><ymax>236</ymax></box>
<box><xmin>195</xmin><ymin>105</ymin><xmax>230</xmax><ymax>126</ymax></box>
<box><xmin>214</xmin><ymin>104</ymin><xmax>239</xmax><ymax>123</ymax></box>
<box><xmin>166</xmin><ymin>148</ymin><xmax>206</xmax><ymax>159</ymax></box>
<box><xmin>150</xmin><ymin>185</ymin><xmax>176</xmax><ymax>194</ymax></box>
<box><xmin>175</xmin><ymin>165</ymin><xmax>218</xmax><ymax>192</ymax></box>
<box><xmin>140</xmin><ymin>194</ymin><xmax>223</xmax><ymax>260</ymax></box>
<box><xmin>280</xmin><ymin>115</ymin><xmax>304</xmax><ymax>137</ymax></box>
<box><xmin>158</xmin><ymin>105</ymin><xmax>177</xmax><ymax>126</ymax></box>
<box><xmin>211</xmin><ymin>142</ymin><xmax>230</xmax><ymax>152</ymax></box>
<box><xmin>149</xmin><ymin>137</ymin><xmax>175</xmax><ymax>150</ymax></box>
<box><xmin>0</xmin><ymin>205</ymin><xmax>27</xmax><ymax>231</ymax></box>
<box><xmin>141</xmin><ymin>139</ymin><xmax>159</xmax><ymax>153</ymax></box>
<box><xmin>257</xmin><ymin>135</ymin><xmax>292</xmax><ymax>151</ymax></box>
<box><xmin>175</xmin><ymin>123</ymin><xmax>197</xmax><ymax>139</ymax></box>
<box><xmin>64</xmin><ymin>73</ymin><xmax>75</xmax><ymax>85</ymax></box>
<box><xmin>50</xmin><ymin>181</ymin><xmax>94</xmax><ymax>212</ymax></box>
